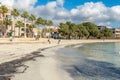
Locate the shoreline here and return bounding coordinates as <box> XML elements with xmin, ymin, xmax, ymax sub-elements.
<box><xmin>0</xmin><ymin>45</ymin><xmax>58</xmax><ymax>80</ymax></box>
<box><xmin>11</xmin><ymin>46</ymin><xmax>74</xmax><ymax>80</ymax></box>
<box><xmin>0</xmin><ymin>39</ymin><xmax>120</xmax><ymax>80</ymax></box>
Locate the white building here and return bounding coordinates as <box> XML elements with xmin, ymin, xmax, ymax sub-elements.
<box><xmin>114</xmin><ymin>28</ymin><xmax>120</xmax><ymax>38</ymax></box>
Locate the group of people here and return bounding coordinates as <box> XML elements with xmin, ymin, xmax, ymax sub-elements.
<box><xmin>48</xmin><ymin>39</ymin><xmax>61</xmax><ymax>44</ymax></box>
<box><xmin>8</xmin><ymin>32</ymin><xmax>61</xmax><ymax>44</ymax></box>
<box><xmin>34</xmin><ymin>32</ymin><xmax>40</xmax><ymax>40</ymax></box>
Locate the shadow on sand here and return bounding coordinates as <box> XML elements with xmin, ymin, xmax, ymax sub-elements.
<box><xmin>0</xmin><ymin>49</ymin><xmax>45</xmax><ymax>80</ymax></box>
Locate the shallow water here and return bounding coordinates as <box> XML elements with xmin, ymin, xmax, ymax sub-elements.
<box><xmin>56</xmin><ymin>42</ymin><xmax>120</xmax><ymax>80</ymax></box>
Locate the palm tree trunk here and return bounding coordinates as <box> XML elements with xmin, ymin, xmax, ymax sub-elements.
<box><xmin>32</xmin><ymin>21</ymin><xmax>34</xmax><ymax>38</ymax></box>
<box><xmin>2</xmin><ymin>13</ymin><xmax>5</xmax><ymax>37</ymax></box>
<box><xmin>3</xmin><ymin>25</ymin><xmax>7</xmax><ymax>37</ymax></box>
<box><xmin>19</xmin><ymin>27</ymin><xmax>20</xmax><ymax>38</ymax></box>
<box><xmin>11</xmin><ymin>16</ymin><xmax>17</xmax><ymax>38</ymax></box>
<box><xmin>12</xmin><ymin>17</ymin><xmax>15</xmax><ymax>38</ymax></box>
<box><xmin>24</xmin><ymin>18</ymin><xmax>27</xmax><ymax>38</ymax></box>
<box><xmin>31</xmin><ymin>28</ymin><xmax>34</xmax><ymax>38</ymax></box>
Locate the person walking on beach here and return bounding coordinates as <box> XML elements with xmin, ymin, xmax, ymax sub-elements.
<box><xmin>58</xmin><ymin>39</ymin><xmax>61</xmax><ymax>44</ymax></box>
<box><xmin>48</xmin><ymin>39</ymin><xmax>51</xmax><ymax>44</ymax></box>
<box><xmin>34</xmin><ymin>32</ymin><xmax>37</xmax><ymax>40</ymax></box>
<box><xmin>9</xmin><ymin>36</ymin><xmax>13</xmax><ymax>41</ymax></box>
<box><xmin>9</xmin><ymin>32</ymin><xmax>13</xmax><ymax>41</ymax></box>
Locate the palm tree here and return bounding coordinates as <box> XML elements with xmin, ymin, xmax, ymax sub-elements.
<box><xmin>0</xmin><ymin>6</ymin><xmax>2</xmax><ymax>19</ymax></box>
<box><xmin>15</xmin><ymin>21</ymin><xmax>24</xmax><ymax>37</ymax></box>
<box><xmin>47</xmin><ymin>20</ymin><xmax>53</xmax><ymax>26</ymax></box>
<box><xmin>0</xmin><ymin>5</ymin><xmax>8</xmax><ymax>37</ymax></box>
<box><xmin>3</xmin><ymin>17</ymin><xmax>12</xmax><ymax>37</ymax></box>
<box><xmin>29</xmin><ymin>14</ymin><xmax>36</xmax><ymax>37</ymax></box>
<box><xmin>11</xmin><ymin>8</ymin><xmax>19</xmax><ymax>37</ymax></box>
<box><xmin>46</xmin><ymin>20</ymin><xmax>53</xmax><ymax>33</ymax></box>
<box><xmin>27</xmin><ymin>24</ymin><xmax>36</xmax><ymax>37</ymax></box>
<box><xmin>36</xmin><ymin>17</ymin><xmax>43</xmax><ymax>25</ymax></box>
<box><xmin>0</xmin><ymin>5</ymin><xmax>8</xmax><ymax>18</ymax></box>
<box><xmin>0</xmin><ymin>9</ymin><xmax>2</xmax><ymax>35</ymax></box>
<box><xmin>36</xmin><ymin>17</ymin><xmax>44</xmax><ymax>37</ymax></box>
<box><xmin>29</xmin><ymin>14</ymin><xmax>36</xmax><ymax>23</ymax></box>
<box><xmin>21</xmin><ymin>11</ymin><xmax>29</xmax><ymax>38</ymax></box>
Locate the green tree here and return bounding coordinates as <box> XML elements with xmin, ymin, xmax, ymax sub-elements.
<box><xmin>29</xmin><ymin>14</ymin><xmax>36</xmax><ymax>37</ymax></box>
<box><xmin>3</xmin><ymin>18</ymin><xmax>12</xmax><ymax>37</ymax></box>
<box><xmin>59</xmin><ymin>22</ymin><xmax>75</xmax><ymax>39</ymax></box>
<box><xmin>36</xmin><ymin>17</ymin><xmax>43</xmax><ymax>25</ymax></box>
<box><xmin>15</xmin><ymin>21</ymin><xmax>24</xmax><ymax>37</ymax></box>
<box><xmin>101</xmin><ymin>28</ymin><xmax>113</xmax><ymax>38</ymax></box>
<box><xmin>76</xmin><ymin>24</ymin><xmax>89</xmax><ymax>39</ymax></box>
<box><xmin>0</xmin><ymin>5</ymin><xmax>8</xmax><ymax>18</ymax></box>
<box><xmin>46</xmin><ymin>20</ymin><xmax>53</xmax><ymax>26</ymax></box>
<box><xmin>11</xmin><ymin>8</ymin><xmax>19</xmax><ymax>37</ymax></box>
<box><xmin>29</xmin><ymin>14</ymin><xmax>36</xmax><ymax>23</ymax></box>
<box><xmin>35</xmin><ymin>17</ymin><xmax>43</xmax><ymax>37</ymax></box>
<box><xmin>21</xmin><ymin>11</ymin><xmax>29</xmax><ymax>38</ymax></box>
<box><xmin>98</xmin><ymin>31</ymin><xmax>104</xmax><ymax>39</ymax></box>
<box><xmin>46</xmin><ymin>20</ymin><xmax>53</xmax><ymax>33</ymax></box>
<box><xmin>82</xmin><ymin>22</ymin><xmax>100</xmax><ymax>38</ymax></box>
<box><xmin>27</xmin><ymin>24</ymin><xmax>36</xmax><ymax>37</ymax></box>
<box><xmin>66</xmin><ymin>21</ymin><xmax>75</xmax><ymax>39</ymax></box>
<box><xmin>58</xmin><ymin>23</ymin><xmax>67</xmax><ymax>38</ymax></box>
<box><xmin>0</xmin><ymin>5</ymin><xmax>8</xmax><ymax>37</ymax></box>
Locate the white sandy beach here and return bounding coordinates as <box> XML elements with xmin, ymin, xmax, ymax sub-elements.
<box><xmin>11</xmin><ymin>46</ymin><xmax>74</xmax><ymax>80</ymax></box>
<box><xmin>0</xmin><ymin>38</ymin><xmax>120</xmax><ymax>80</ymax></box>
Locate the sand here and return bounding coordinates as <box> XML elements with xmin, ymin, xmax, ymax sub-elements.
<box><xmin>11</xmin><ymin>47</ymin><xmax>74</xmax><ymax>80</ymax></box>
<box><xmin>0</xmin><ymin>38</ymin><xmax>120</xmax><ymax>80</ymax></box>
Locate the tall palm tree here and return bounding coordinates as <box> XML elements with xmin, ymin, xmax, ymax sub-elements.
<box><xmin>21</xmin><ymin>11</ymin><xmax>29</xmax><ymax>38</ymax></box>
<box><xmin>0</xmin><ymin>5</ymin><xmax>8</xmax><ymax>18</ymax></box>
<box><xmin>0</xmin><ymin>6</ymin><xmax>2</xmax><ymax>18</ymax></box>
<box><xmin>15</xmin><ymin>21</ymin><xmax>24</xmax><ymax>37</ymax></box>
<box><xmin>29</xmin><ymin>14</ymin><xmax>36</xmax><ymax>37</ymax></box>
<box><xmin>3</xmin><ymin>17</ymin><xmax>12</xmax><ymax>37</ymax></box>
<box><xmin>46</xmin><ymin>20</ymin><xmax>53</xmax><ymax>33</ymax></box>
<box><xmin>0</xmin><ymin>7</ymin><xmax>2</xmax><ymax>36</ymax></box>
<box><xmin>27</xmin><ymin>24</ymin><xmax>36</xmax><ymax>37</ymax></box>
<box><xmin>0</xmin><ymin>5</ymin><xmax>8</xmax><ymax>37</ymax></box>
<box><xmin>36</xmin><ymin>17</ymin><xmax>43</xmax><ymax>25</ymax></box>
<box><xmin>47</xmin><ymin>20</ymin><xmax>53</xmax><ymax>26</ymax></box>
<box><xmin>29</xmin><ymin>14</ymin><xmax>36</xmax><ymax>23</ymax></box>
<box><xmin>35</xmin><ymin>17</ymin><xmax>44</xmax><ymax>37</ymax></box>
<box><xmin>36</xmin><ymin>18</ymin><xmax>47</xmax><ymax>27</ymax></box>
<box><xmin>11</xmin><ymin>8</ymin><xmax>19</xmax><ymax>37</ymax></box>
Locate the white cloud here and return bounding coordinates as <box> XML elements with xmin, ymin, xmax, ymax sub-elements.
<box><xmin>56</xmin><ymin>0</ymin><xmax>64</xmax><ymax>7</ymax></box>
<box><xmin>71</xmin><ymin>2</ymin><xmax>109</xmax><ymax>23</ymax></box>
<box><xmin>0</xmin><ymin>0</ymin><xmax>120</xmax><ymax>27</ymax></box>
<box><xmin>70</xmin><ymin>2</ymin><xmax>120</xmax><ymax>27</ymax></box>
<box><xmin>53</xmin><ymin>8</ymin><xmax>70</xmax><ymax>20</ymax></box>
<box><xmin>0</xmin><ymin>0</ymin><xmax>14</xmax><ymax>6</ymax></box>
<box><xmin>0</xmin><ymin>0</ymin><xmax>37</xmax><ymax>10</ymax></box>
<box><xmin>34</xmin><ymin>1</ymin><xmax>57</xmax><ymax>19</ymax></box>
<box><xmin>110</xmin><ymin>6</ymin><xmax>120</xmax><ymax>21</ymax></box>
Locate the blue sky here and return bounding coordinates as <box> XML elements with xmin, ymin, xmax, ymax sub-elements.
<box><xmin>1</xmin><ymin>0</ymin><xmax>120</xmax><ymax>27</ymax></box>
<box><xmin>35</xmin><ymin>0</ymin><xmax>120</xmax><ymax>10</ymax></box>
<box><xmin>65</xmin><ymin>0</ymin><xmax>120</xmax><ymax>10</ymax></box>
<box><xmin>34</xmin><ymin>0</ymin><xmax>120</xmax><ymax>27</ymax></box>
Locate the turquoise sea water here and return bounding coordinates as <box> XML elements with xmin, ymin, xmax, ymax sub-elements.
<box><xmin>56</xmin><ymin>42</ymin><xmax>120</xmax><ymax>80</ymax></box>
